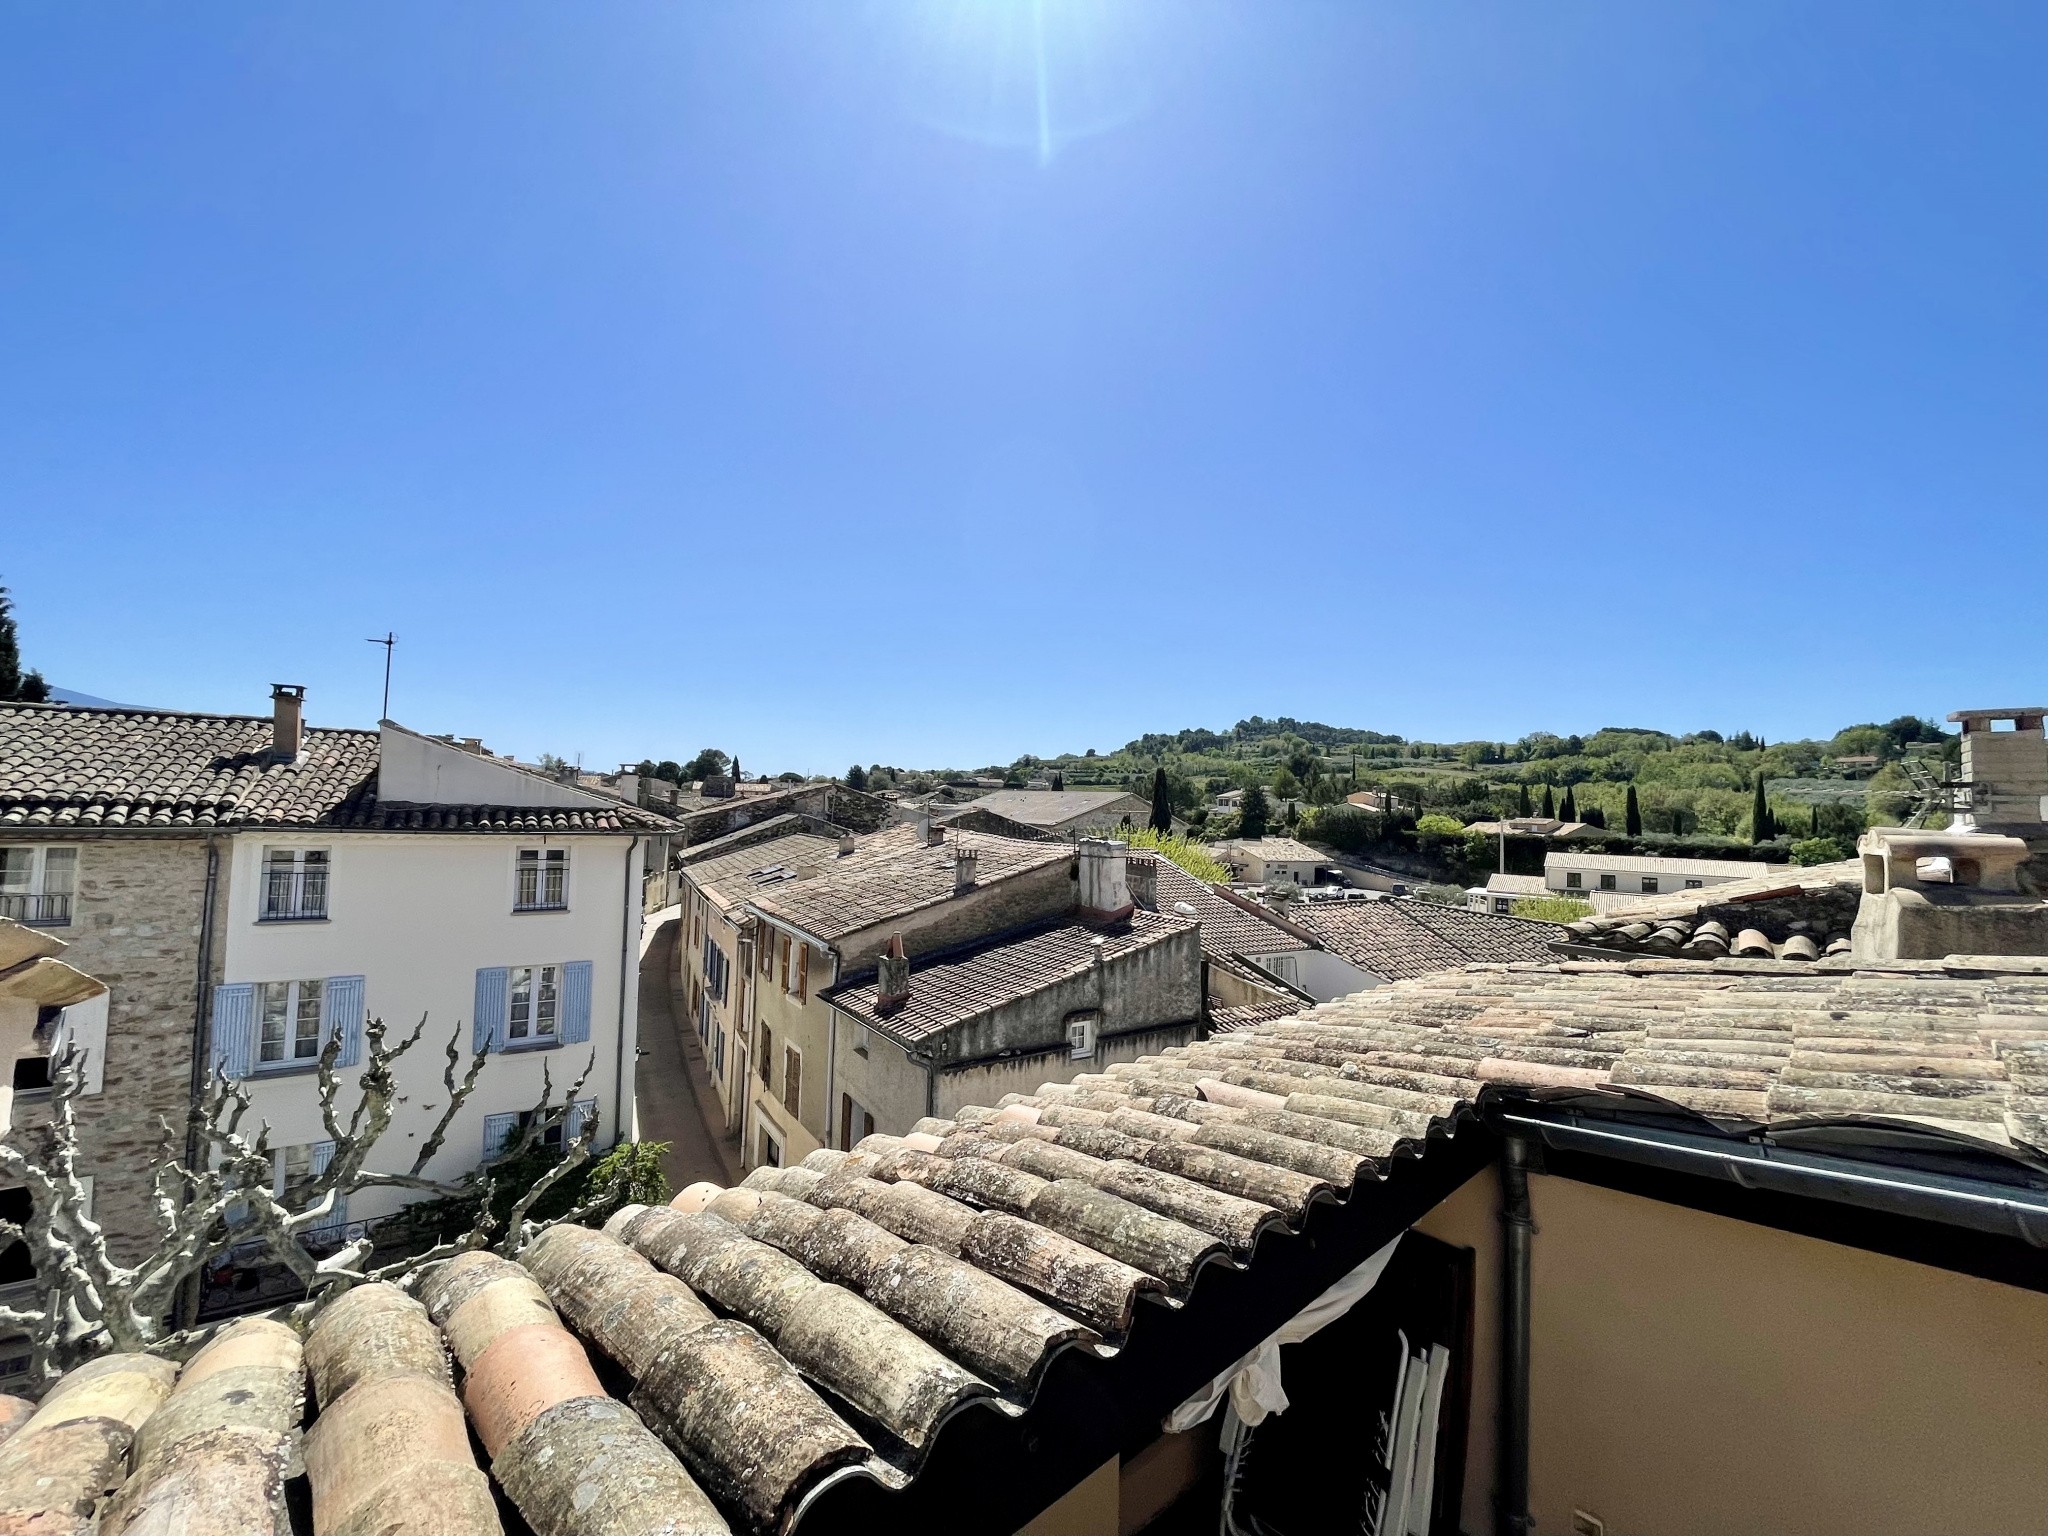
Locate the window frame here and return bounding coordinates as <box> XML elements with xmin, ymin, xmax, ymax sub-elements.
<box><xmin>782</xmin><ymin>1044</ymin><xmax>803</xmax><ymax>1117</ymax></box>
<box><xmin>1599</xmin><ymin>873</ymin><xmax>1617</xmax><ymax>891</ymax></box>
<box><xmin>0</xmin><ymin>846</ymin><xmax>77</xmax><ymax>928</ymax></box>
<box><xmin>258</xmin><ymin>846</ymin><xmax>330</xmax><ymax>923</ymax></box>
<box><xmin>1564</xmin><ymin>871</ymin><xmax>1582</xmax><ymax>889</ymax></box>
<box><xmin>254</xmin><ymin>979</ymin><xmax>325</xmax><ymax>1071</ymax></box>
<box><xmin>1641</xmin><ymin>876</ymin><xmax>1660</xmax><ymax>894</ymax></box>
<box><xmin>505</xmin><ymin>963</ymin><xmax>562</xmax><ymax>1048</ymax></box>
<box><xmin>514</xmin><ymin>847</ymin><xmax>570</xmax><ymax>913</ymax></box>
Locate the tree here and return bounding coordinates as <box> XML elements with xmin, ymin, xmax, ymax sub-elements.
<box><xmin>1149</xmin><ymin>767</ymin><xmax>1173</xmax><ymax>835</ymax></box>
<box><xmin>0</xmin><ymin>1018</ymin><xmax>660</xmax><ymax>1387</ymax></box>
<box><xmin>0</xmin><ymin>586</ymin><xmax>50</xmax><ymax>704</ymax></box>
<box><xmin>1790</xmin><ymin>836</ymin><xmax>1851</xmax><ymax>866</ymax></box>
<box><xmin>1271</xmin><ymin>767</ymin><xmax>1301</xmax><ymax>800</ymax></box>
<box><xmin>1582</xmin><ymin>802</ymin><xmax>1605</xmax><ymax>829</ymax></box>
<box><xmin>1751</xmin><ymin>774</ymin><xmax>1773</xmax><ymax>843</ymax></box>
<box><xmin>1624</xmin><ymin>784</ymin><xmax>1643</xmax><ymax>837</ymax></box>
<box><xmin>1540</xmin><ymin>784</ymin><xmax>1555</xmax><ymax>818</ymax></box>
<box><xmin>681</xmin><ymin>749</ymin><xmax>729</xmax><ymax>782</ymax></box>
<box><xmin>1517</xmin><ymin>784</ymin><xmax>1532</xmax><ymax>817</ymax></box>
<box><xmin>730</xmin><ymin>756</ymin><xmax>741</xmax><ymax>783</ymax></box>
<box><xmin>1240</xmin><ymin>784</ymin><xmax>1271</xmax><ymax>839</ymax></box>
<box><xmin>845</xmin><ymin>765</ymin><xmax>868</xmax><ymax>791</ymax></box>
<box><xmin>1559</xmin><ymin>785</ymin><xmax>1577</xmax><ymax>821</ymax></box>
<box><xmin>1050</xmin><ymin>770</ymin><xmax>1064</xmax><ymax>791</ymax></box>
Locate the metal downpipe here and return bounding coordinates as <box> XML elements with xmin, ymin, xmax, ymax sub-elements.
<box><xmin>1498</xmin><ymin>1135</ymin><xmax>1536</xmax><ymax>1536</ymax></box>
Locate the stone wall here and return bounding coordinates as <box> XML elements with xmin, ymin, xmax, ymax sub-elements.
<box><xmin>2</xmin><ymin>834</ymin><xmax>218</xmax><ymax>1267</ymax></box>
<box><xmin>840</xmin><ymin>860</ymin><xmax>1078</xmax><ymax>971</ymax></box>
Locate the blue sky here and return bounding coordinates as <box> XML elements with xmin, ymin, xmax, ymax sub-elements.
<box><xmin>3</xmin><ymin>3</ymin><xmax>2042</xmax><ymax>772</ymax></box>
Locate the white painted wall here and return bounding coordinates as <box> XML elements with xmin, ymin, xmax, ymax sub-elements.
<box><xmin>377</xmin><ymin>722</ymin><xmax>613</xmax><ymax>809</ymax></box>
<box><xmin>219</xmin><ymin>829</ymin><xmax>640</xmax><ymax>1222</ymax></box>
<box><xmin>1245</xmin><ymin>948</ymin><xmax>1383</xmax><ymax>1002</ymax></box>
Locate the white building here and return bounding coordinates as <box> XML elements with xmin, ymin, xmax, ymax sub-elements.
<box><xmin>205</xmin><ymin>718</ymin><xmax>667</xmax><ymax>1236</ymax></box>
<box><xmin>1544</xmin><ymin>851</ymin><xmax>1782</xmax><ymax>904</ymax></box>
<box><xmin>1225</xmin><ymin>837</ymin><xmax>1328</xmax><ymax>886</ymax></box>
<box><xmin>1466</xmin><ymin>872</ymin><xmax>1549</xmax><ymax>914</ymax></box>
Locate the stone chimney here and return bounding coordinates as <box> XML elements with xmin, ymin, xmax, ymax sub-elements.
<box><xmin>923</xmin><ymin>817</ymin><xmax>946</xmax><ymax>848</ymax></box>
<box><xmin>875</xmin><ymin>933</ymin><xmax>911</xmax><ymax>1014</ymax></box>
<box><xmin>1951</xmin><ymin>708</ymin><xmax>2048</xmax><ymax>834</ymax></box>
<box><xmin>953</xmin><ymin>845</ymin><xmax>979</xmax><ymax>895</ymax></box>
<box><xmin>269</xmin><ymin>685</ymin><xmax>306</xmax><ymax>760</ymax></box>
<box><xmin>1126</xmin><ymin>853</ymin><xmax>1158</xmax><ymax>910</ymax></box>
<box><xmin>1077</xmin><ymin>839</ymin><xmax>1134</xmax><ymax>923</ymax></box>
<box><xmin>838</xmin><ymin>832</ymin><xmax>856</xmax><ymax>857</ymax></box>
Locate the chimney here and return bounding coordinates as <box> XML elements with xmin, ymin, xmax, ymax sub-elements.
<box><xmin>838</xmin><ymin>832</ymin><xmax>856</xmax><ymax>857</ymax></box>
<box><xmin>924</xmin><ymin>817</ymin><xmax>946</xmax><ymax>848</ymax></box>
<box><xmin>1126</xmin><ymin>853</ymin><xmax>1158</xmax><ymax>910</ymax></box>
<box><xmin>875</xmin><ymin>933</ymin><xmax>911</xmax><ymax>1013</ymax></box>
<box><xmin>1077</xmin><ymin>839</ymin><xmax>1134</xmax><ymax>923</ymax></box>
<box><xmin>913</xmin><ymin>812</ymin><xmax>933</xmax><ymax>844</ymax></box>
<box><xmin>269</xmin><ymin>685</ymin><xmax>306</xmax><ymax>760</ymax></box>
<box><xmin>953</xmin><ymin>845</ymin><xmax>979</xmax><ymax>895</ymax></box>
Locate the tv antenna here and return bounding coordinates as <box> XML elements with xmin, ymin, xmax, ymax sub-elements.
<box><xmin>365</xmin><ymin>632</ymin><xmax>396</xmax><ymax>721</ymax></box>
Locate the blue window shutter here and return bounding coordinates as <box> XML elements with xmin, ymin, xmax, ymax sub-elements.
<box><xmin>473</xmin><ymin>968</ymin><xmax>509</xmax><ymax>1055</ymax></box>
<box><xmin>566</xmin><ymin>1097</ymin><xmax>599</xmax><ymax>1142</ymax></box>
<box><xmin>307</xmin><ymin>1141</ymin><xmax>345</xmax><ymax>1234</ymax></box>
<box><xmin>324</xmin><ymin>976</ymin><xmax>366</xmax><ymax>1068</ymax></box>
<box><xmin>210</xmin><ymin>983</ymin><xmax>256</xmax><ymax>1080</ymax></box>
<box><xmin>482</xmin><ymin>1112</ymin><xmax>519</xmax><ymax>1161</ymax></box>
<box><xmin>561</xmin><ymin>960</ymin><xmax>594</xmax><ymax>1044</ymax></box>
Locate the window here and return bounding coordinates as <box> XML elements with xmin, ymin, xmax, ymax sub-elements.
<box><xmin>516</xmin><ymin>848</ymin><xmax>569</xmax><ymax>912</ymax></box>
<box><xmin>0</xmin><ymin>847</ymin><xmax>75</xmax><ymax>927</ymax></box>
<box><xmin>256</xmin><ymin>980</ymin><xmax>323</xmax><ymax>1067</ymax></box>
<box><xmin>839</xmin><ymin>1093</ymin><xmax>875</xmax><ymax>1150</ymax></box>
<box><xmin>1494</xmin><ymin>898</ymin><xmax>1513</xmax><ymax>914</ymax></box>
<box><xmin>778</xmin><ymin>934</ymin><xmax>791</xmax><ymax>990</ymax></box>
<box><xmin>782</xmin><ymin>1045</ymin><xmax>803</xmax><ymax>1116</ymax></box>
<box><xmin>260</xmin><ymin>848</ymin><xmax>328</xmax><ymax>921</ymax></box>
<box><xmin>793</xmin><ymin>943</ymin><xmax>808</xmax><ymax>1003</ymax></box>
<box><xmin>1564</xmin><ymin>871</ymin><xmax>1582</xmax><ymax>890</ymax></box>
<box><xmin>704</xmin><ymin>941</ymin><xmax>729</xmax><ymax>1004</ymax></box>
<box><xmin>507</xmin><ymin>965</ymin><xmax>560</xmax><ymax>1044</ymax></box>
<box><xmin>1685</xmin><ymin>879</ymin><xmax>1703</xmax><ymax>890</ymax></box>
<box><xmin>757</xmin><ymin>1128</ymin><xmax>782</xmax><ymax>1169</ymax></box>
<box><xmin>758</xmin><ymin>1024</ymin><xmax>773</xmax><ymax>1084</ymax></box>
<box><xmin>1598</xmin><ymin>874</ymin><xmax>1617</xmax><ymax>891</ymax></box>
<box><xmin>1641</xmin><ymin>876</ymin><xmax>1659</xmax><ymax>894</ymax></box>
<box><xmin>713</xmin><ymin>1022</ymin><xmax>725</xmax><ymax>1078</ymax></box>
<box><xmin>1066</xmin><ymin>1010</ymin><xmax>1098</xmax><ymax>1062</ymax></box>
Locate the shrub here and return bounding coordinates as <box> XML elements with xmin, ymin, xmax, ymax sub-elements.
<box><xmin>1112</xmin><ymin>827</ymin><xmax>1234</xmax><ymax>883</ymax></box>
<box><xmin>1415</xmin><ymin>814</ymin><xmax>1466</xmax><ymax>838</ymax></box>
<box><xmin>1513</xmin><ymin>896</ymin><xmax>1593</xmax><ymax>922</ymax></box>
<box><xmin>1790</xmin><ymin>836</ymin><xmax>1852</xmax><ymax>866</ymax></box>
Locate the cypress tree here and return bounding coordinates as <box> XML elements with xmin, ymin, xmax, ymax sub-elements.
<box><xmin>1240</xmin><ymin>784</ymin><xmax>1270</xmax><ymax>839</ymax></box>
<box><xmin>1583</xmin><ymin>803</ymin><xmax>1605</xmax><ymax>829</ymax></box>
<box><xmin>1624</xmin><ymin>784</ymin><xmax>1642</xmax><ymax>837</ymax></box>
<box><xmin>1559</xmin><ymin>784</ymin><xmax>1577</xmax><ymax>821</ymax></box>
<box><xmin>1540</xmin><ymin>784</ymin><xmax>1555</xmax><ymax>818</ymax></box>
<box><xmin>1050</xmin><ymin>770</ymin><xmax>1064</xmax><ymax>791</ymax></box>
<box><xmin>1811</xmin><ymin>805</ymin><xmax>1820</xmax><ymax>838</ymax></box>
<box><xmin>845</xmin><ymin>764</ymin><xmax>867</xmax><ymax>791</ymax></box>
<box><xmin>1751</xmin><ymin>774</ymin><xmax>1771</xmax><ymax>844</ymax></box>
<box><xmin>0</xmin><ymin>586</ymin><xmax>50</xmax><ymax>703</ymax></box>
<box><xmin>1518</xmin><ymin>783</ymin><xmax>1532</xmax><ymax>817</ymax></box>
<box><xmin>1149</xmin><ymin>767</ymin><xmax>1173</xmax><ymax>835</ymax></box>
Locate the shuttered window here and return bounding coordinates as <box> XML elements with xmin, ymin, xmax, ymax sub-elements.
<box><xmin>758</xmin><ymin>1024</ymin><xmax>773</xmax><ymax>1084</ymax></box>
<box><xmin>795</xmin><ymin>943</ymin><xmax>808</xmax><ymax>1003</ymax></box>
<box><xmin>783</xmin><ymin>1046</ymin><xmax>802</xmax><ymax>1118</ymax></box>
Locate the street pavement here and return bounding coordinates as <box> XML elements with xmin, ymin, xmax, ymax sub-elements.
<box><xmin>634</xmin><ymin>916</ymin><xmax>744</xmax><ymax>1192</ymax></box>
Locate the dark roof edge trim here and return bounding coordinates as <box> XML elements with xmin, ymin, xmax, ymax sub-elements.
<box><xmin>1501</xmin><ymin>1108</ymin><xmax>2048</xmax><ymax>1250</ymax></box>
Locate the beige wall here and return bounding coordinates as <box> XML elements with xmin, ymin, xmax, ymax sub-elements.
<box><xmin>1416</xmin><ymin>1167</ymin><xmax>2048</xmax><ymax>1536</ymax></box>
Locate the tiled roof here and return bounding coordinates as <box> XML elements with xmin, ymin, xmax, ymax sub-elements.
<box><xmin>1233</xmin><ymin>837</ymin><xmax>1324</xmax><ymax>862</ymax></box>
<box><xmin>686</xmin><ymin>830</ymin><xmax>850</xmax><ymax>914</ymax></box>
<box><xmin>0</xmin><ymin>705</ymin><xmax>669</xmax><ymax>832</ymax></box>
<box><xmin>1147</xmin><ymin>859</ymin><xmax>1307</xmax><ymax>961</ymax></box>
<box><xmin>746</xmin><ymin>826</ymin><xmax>1073</xmax><ymax>942</ymax></box>
<box><xmin>1562</xmin><ymin>861</ymin><xmax>1864</xmax><ymax>961</ymax></box>
<box><xmin>1285</xmin><ymin>898</ymin><xmax>1568</xmax><ymax>981</ymax></box>
<box><xmin>823</xmin><ymin>910</ymin><xmax>1196</xmax><ymax>1044</ymax></box>
<box><xmin>960</xmin><ymin>789</ymin><xmax>1147</xmax><ymax>828</ymax></box>
<box><xmin>7</xmin><ymin>954</ymin><xmax>2048</xmax><ymax>1534</ymax></box>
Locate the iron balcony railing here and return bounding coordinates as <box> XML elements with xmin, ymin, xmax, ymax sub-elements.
<box><xmin>0</xmin><ymin>892</ymin><xmax>70</xmax><ymax>926</ymax></box>
<box><xmin>260</xmin><ymin>869</ymin><xmax>329</xmax><ymax>921</ymax></box>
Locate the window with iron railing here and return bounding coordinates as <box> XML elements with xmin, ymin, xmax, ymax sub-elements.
<box><xmin>259</xmin><ymin>848</ymin><xmax>329</xmax><ymax>921</ymax></box>
<box><xmin>0</xmin><ymin>847</ymin><xmax>75</xmax><ymax>927</ymax></box>
<box><xmin>515</xmin><ymin>848</ymin><xmax>569</xmax><ymax>912</ymax></box>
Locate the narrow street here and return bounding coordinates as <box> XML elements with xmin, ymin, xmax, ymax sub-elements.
<box><xmin>635</xmin><ymin>915</ymin><xmax>743</xmax><ymax>1192</ymax></box>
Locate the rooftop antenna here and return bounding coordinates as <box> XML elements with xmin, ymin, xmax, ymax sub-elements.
<box><xmin>365</xmin><ymin>632</ymin><xmax>396</xmax><ymax>721</ymax></box>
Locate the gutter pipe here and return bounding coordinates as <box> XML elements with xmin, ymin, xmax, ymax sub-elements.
<box><xmin>1500</xmin><ymin>1109</ymin><xmax>2048</xmax><ymax>1249</ymax></box>
<box><xmin>175</xmin><ymin>832</ymin><xmax>223</xmax><ymax>1329</ymax></box>
<box><xmin>614</xmin><ymin>835</ymin><xmax>640</xmax><ymax>1147</ymax></box>
<box><xmin>1497</xmin><ymin>1136</ymin><xmax>1536</xmax><ymax>1536</ymax></box>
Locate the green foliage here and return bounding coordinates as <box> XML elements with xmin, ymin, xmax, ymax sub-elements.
<box><xmin>1750</xmin><ymin>774</ymin><xmax>1774</xmax><ymax>843</ymax></box>
<box><xmin>1112</xmin><ymin>827</ymin><xmax>1233</xmax><ymax>883</ymax></box>
<box><xmin>1624</xmin><ymin>785</ymin><xmax>1642</xmax><ymax>837</ymax></box>
<box><xmin>1297</xmin><ymin>804</ymin><xmax>1379</xmax><ymax>854</ymax></box>
<box><xmin>682</xmin><ymin>748</ymin><xmax>729</xmax><ymax>781</ymax></box>
<box><xmin>1539</xmin><ymin>784</ymin><xmax>1554</xmax><ymax>818</ymax></box>
<box><xmin>1517</xmin><ymin>784</ymin><xmax>1532</xmax><ymax>816</ymax></box>
<box><xmin>1512</xmin><ymin>895</ymin><xmax>1594</xmax><ymax>922</ymax></box>
<box><xmin>1149</xmin><ymin>767</ymin><xmax>1173</xmax><ymax>835</ymax></box>
<box><xmin>1271</xmin><ymin>766</ymin><xmax>1302</xmax><ymax>799</ymax></box>
<box><xmin>1790</xmin><ymin>836</ymin><xmax>1852</xmax><ymax>866</ymax></box>
<box><xmin>0</xmin><ymin>585</ymin><xmax>48</xmax><ymax>704</ymax></box>
<box><xmin>845</xmin><ymin>764</ymin><xmax>868</xmax><ymax>790</ymax></box>
<box><xmin>1559</xmin><ymin>785</ymin><xmax>1577</xmax><ymax>820</ymax></box>
<box><xmin>1415</xmin><ymin>813</ymin><xmax>1466</xmax><ymax>838</ymax></box>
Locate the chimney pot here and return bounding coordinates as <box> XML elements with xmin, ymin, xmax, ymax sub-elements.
<box><xmin>838</xmin><ymin>833</ymin><xmax>856</xmax><ymax>857</ymax></box>
<box><xmin>1076</xmin><ymin>838</ymin><xmax>1135</xmax><ymax>923</ymax></box>
<box><xmin>875</xmin><ymin>932</ymin><xmax>912</xmax><ymax>1013</ymax></box>
<box><xmin>953</xmin><ymin>845</ymin><xmax>979</xmax><ymax>895</ymax></box>
<box><xmin>269</xmin><ymin>684</ymin><xmax>306</xmax><ymax>760</ymax></box>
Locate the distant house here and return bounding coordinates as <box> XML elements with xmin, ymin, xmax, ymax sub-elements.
<box><xmin>1222</xmin><ymin>837</ymin><xmax>1327</xmax><ymax>886</ymax></box>
<box><xmin>1546</xmin><ymin>850</ymin><xmax>1782</xmax><ymax>904</ymax></box>
<box><xmin>1466</xmin><ymin>872</ymin><xmax>1551</xmax><ymax>914</ymax></box>
<box><xmin>1344</xmin><ymin>788</ymin><xmax>1405</xmax><ymax>813</ymax></box>
<box><xmin>956</xmin><ymin>788</ymin><xmax>1152</xmax><ymax>840</ymax></box>
<box><xmin>1463</xmin><ymin>816</ymin><xmax>1604</xmax><ymax>841</ymax></box>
